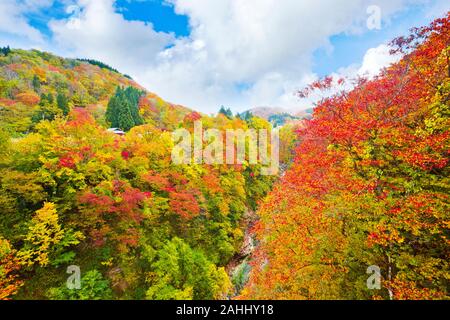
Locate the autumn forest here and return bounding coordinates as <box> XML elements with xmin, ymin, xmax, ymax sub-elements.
<box><xmin>0</xmin><ymin>12</ymin><xmax>449</xmax><ymax>301</ymax></box>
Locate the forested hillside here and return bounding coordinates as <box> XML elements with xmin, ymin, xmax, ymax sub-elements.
<box><xmin>241</xmin><ymin>15</ymin><xmax>449</xmax><ymax>300</ymax></box>
<box><xmin>0</xmin><ymin>13</ymin><xmax>448</xmax><ymax>301</ymax></box>
<box><xmin>0</xmin><ymin>48</ymin><xmax>190</xmax><ymax>135</ymax></box>
<box><xmin>0</xmin><ymin>49</ymin><xmax>275</xmax><ymax>299</ymax></box>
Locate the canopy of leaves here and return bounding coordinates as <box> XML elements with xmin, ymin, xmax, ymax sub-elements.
<box><xmin>0</xmin><ymin>77</ymin><xmax>275</xmax><ymax>299</ymax></box>
<box><xmin>241</xmin><ymin>14</ymin><xmax>450</xmax><ymax>300</ymax></box>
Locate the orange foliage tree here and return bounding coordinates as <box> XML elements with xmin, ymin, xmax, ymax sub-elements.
<box><xmin>241</xmin><ymin>14</ymin><xmax>450</xmax><ymax>300</ymax></box>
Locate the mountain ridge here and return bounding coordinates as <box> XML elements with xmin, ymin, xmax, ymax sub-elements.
<box><xmin>0</xmin><ymin>48</ymin><xmax>191</xmax><ymax>135</ymax></box>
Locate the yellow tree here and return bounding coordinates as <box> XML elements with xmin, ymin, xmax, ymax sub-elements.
<box><xmin>17</xmin><ymin>202</ymin><xmax>83</xmax><ymax>267</ymax></box>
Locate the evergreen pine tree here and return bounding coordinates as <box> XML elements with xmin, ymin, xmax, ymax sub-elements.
<box><xmin>219</xmin><ymin>106</ymin><xmax>233</xmax><ymax>119</ymax></box>
<box><xmin>32</xmin><ymin>75</ymin><xmax>40</xmax><ymax>92</ymax></box>
<box><xmin>106</xmin><ymin>89</ymin><xmax>121</xmax><ymax>128</ymax></box>
<box><xmin>0</xmin><ymin>46</ymin><xmax>11</xmax><ymax>56</ymax></box>
<box><xmin>56</xmin><ymin>92</ymin><xmax>70</xmax><ymax>116</ymax></box>
<box><xmin>47</xmin><ymin>93</ymin><xmax>54</xmax><ymax>105</ymax></box>
<box><xmin>106</xmin><ymin>86</ymin><xmax>144</xmax><ymax>131</ymax></box>
<box><xmin>118</xmin><ymin>100</ymin><xmax>135</xmax><ymax>131</ymax></box>
<box><xmin>125</xmin><ymin>87</ymin><xmax>143</xmax><ymax>125</ymax></box>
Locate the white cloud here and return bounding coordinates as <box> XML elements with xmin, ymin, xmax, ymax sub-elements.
<box><xmin>358</xmin><ymin>44</ymin><xmax>402</xmax><ymax>76</ymax></box>
<box><xmin>1</xmin><ymin>0</ymin><xmax>446</xmax><ymax>113</ymax></box>
<box><xmin>139</xmin><ymin>0</ymin><xmax>416</xmax><ymax>112</ymax></box>
<box><xmin>291</xmin><ymin>43</ymin><xmax>403</xmax><ymax>113</ymax></box>
<box><xmin>241</xmin><ymin>43</ymin><xmax>402</xmax><ymax>113</ymax></box>
<box><xmin>0</xmin><ymin>0</ymin><xmax>52</xmax><ymax>46</ymax></box>
<box><xmin>49</xmin><ymin>0</ymin><xmax>175</xmax><ymax>75</ymax></box>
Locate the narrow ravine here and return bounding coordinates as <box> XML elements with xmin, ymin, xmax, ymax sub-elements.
<box><xmin>226</xmin><ymin>209</ymin><xmax>258</xmax><ymax>297</ymax></box>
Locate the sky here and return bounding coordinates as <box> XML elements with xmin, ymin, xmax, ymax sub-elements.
<box><xmin>0</xmin><ymin>0</ymin><xmax>449</xmax><ymax>114</ymax></box>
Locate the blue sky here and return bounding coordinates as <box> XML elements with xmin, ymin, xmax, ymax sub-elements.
<box><xmin>116</xmin><ymin>0</ymin><xmax>190</xmax><ymax>36</ymax></box>
<box><xmin>24</xmin><ymin>0</ymin><xmax>190</xmax><ymax>38</ymax></box>
<box><xmin>0</xmin><ymin>0</ymin><xmax>449</xmax><ymax>113</ymax></box>
<box><xmin>313</xmin><ymin>3</ymin><xmax>444</xmax><ymax>76</ymax></box>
